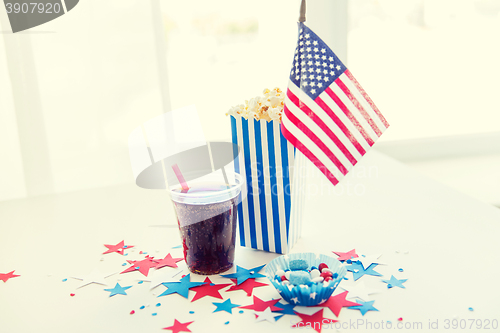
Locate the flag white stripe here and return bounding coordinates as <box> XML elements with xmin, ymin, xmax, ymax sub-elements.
<box><xmin>330</xmin><ymin>77</ymin><xmax>379</xmax><ymax>141</ymax></box>
<box><xmin>318</xmin><ymin>89</ymin><xmax>372</xmax><ymax>153</ymax></box>
<box><xmin>285</xmin><ymin>93</ymin><xmax>355</xmax><ymax>172</ymax></box>
<box><xmin>281</xmin><ymin>114</ymin><xmax>345</xmax><ymax>181</ymax></box>
<box><xmin>260</xmin><ymin>120</ymin><xmax>275</xmax><ymax>253</ymax></box>
<box><xmin>341</xmin><ymin>74</ymin><xmax>389</xmax><ymax>133</ymax></box>
<box><xmin>288</xmin><ymin>83</ymin><xmax>365</xmax><ymax>160</ymax></box>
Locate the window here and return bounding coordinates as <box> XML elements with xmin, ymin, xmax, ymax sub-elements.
<box><xmin>348</xmin><ymin>0</ymin><xmax>500</xmax><ymax>142</ymax></box>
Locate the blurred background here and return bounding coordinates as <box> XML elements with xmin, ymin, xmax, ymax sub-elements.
<box><xmin>1</xmin><ymin>0</ymin><xmax>499</xmax><ymax>206</ymax></box>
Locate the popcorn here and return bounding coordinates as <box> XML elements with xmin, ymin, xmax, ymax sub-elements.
<box><xmin>226</xmin><ymin>87</ymin><xmax>285</xmax><ymax>122</ymax></box>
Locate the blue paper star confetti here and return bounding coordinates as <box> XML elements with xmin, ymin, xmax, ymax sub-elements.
<box><xmin>346</xmin><ymin>261</ymin><xmax>382</xmax><ymax>281</ymax></box>
<box><xmin>212</xmin><ymin>298</ymin><xmax>241</xmax><ymax>314</ymax></box>
<box><xmin>348</xmin><ymin>300</ymin><xmax>379</xmax><ymax>315</ymax></box>
<box><xmin>382</xmin><ymin>275</ymin><xmax>407</xmax><ymax>289</ymax></box>
<box><xmin>158</xmin><ymin>274</ymin><xmax>205</xmax><ymax>298</ymax></box>
<box><xmin>104</xmin><ymin>283</ymin><xmax>132</xmax><ymax>297</ymax></box>
<box><xmin>274</xmin><ymin>301</ymin><xmax>297</xmax><ymax>315</ymax></box>
<box><xmin>221</xmin><ymin>264</ymin><xmax>266</xmax><ymax>285</ymax></box>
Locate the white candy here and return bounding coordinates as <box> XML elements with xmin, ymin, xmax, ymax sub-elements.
<box><xmin>321</xmin><ymin>268</ymin><xmax>333</xmax><ymax>274</ymax></box>
<box><xmin>311</xmin><ymin>277</ymin><xmax>324</xmax><ymax>283</ymax></box>
<box><xmin>310</xmin><ymin>269</ymin><xmax>321</xmax><ymax>279</ymax></box>
<box><xmin>282</xmin><ymin>280</ymin><xmax>290</xmax><ymax>285</ymax></box>
<box><xmin>285</xmin><ymin>271</ymin><xmax>291</xmax><ymax>280</ymax></box>
<box><xmin>276</xmin><ymin>269</ymin><xmax>285</xmax><ymax>277</ymax></box>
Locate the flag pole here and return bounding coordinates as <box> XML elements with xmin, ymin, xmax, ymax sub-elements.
<box><xmin>298</xmin><ymin>0</ymin><xmax>306</xmax><ymax>22</ymax></box>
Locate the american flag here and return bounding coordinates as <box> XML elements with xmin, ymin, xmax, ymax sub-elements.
<box><xmin>282</xmin><ymin>23</ymin><xmax>390</xmax><ymax>186</ymax></box>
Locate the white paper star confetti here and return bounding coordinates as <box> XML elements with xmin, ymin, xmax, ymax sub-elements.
<box><xmin>357</xmin><ymin>254</ymin><xmax>385</xmax><ymax>269</ymax></box>
<box><xmin>71</xmin><ymin>269</ymin><xmax>114</xmax><ymax>288</ymax></box>
<box><xmin>147</xmin><ymin>262</ymin><xmax>188</xmax><ymax>290</ymax></box>
<box><xmin>254</xmin><ymin>308</ymin><xmax>281</xmax><ymax>323</ymax></box>
<box><xmin>340</xmin><ymin>281</ymin><xmax>378</xmax><ymax>302</ymax></box>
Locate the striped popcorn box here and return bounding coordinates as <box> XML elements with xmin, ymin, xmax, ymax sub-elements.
<box><xmin>230</xmin><ymin>116</ymin><xmax>307</xmax><ymax>254</ymax></box>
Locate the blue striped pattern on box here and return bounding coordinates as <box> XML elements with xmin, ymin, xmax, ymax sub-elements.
<box><xmin>230</xmin><ymin>116</ymin><xmax>306</xmax><ymax>254</ymax></box>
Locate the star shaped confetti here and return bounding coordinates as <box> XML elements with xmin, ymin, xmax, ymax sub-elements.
<box><xmin>348</xmin><ymin>300</ymin><xmax>379</xmax><ymax>315</ymax></box>
<box><xmin>346</xmin><ymin>261</ymin><xmax>382</xmax><ymax>281</ymax></box>
<box><xmin>0</xmin><ymin>270</ymin><xmax>20</xmax><ymax>283</ymax></box>
<box><xmin>158</xmin><ymin>274</ymin><xmax>205</xmax><ymax>298</ymax></box>
<box><xmin>220</xmin><ymin>264</ymin><xmax>266</xmax><ymax>285</ymax></box>
<box><xmin>148</xmin><ymin>263</ymin><xmax>188</xmax><ymax>290</ymax></box>
<box><xmin>239</xmin><ymin>296</ymin><xmax>282</xmax><ymax>312</ymax></box>
<box><xmin>254</xmin><ymin>307</ymin><xmax>283</xmax><ymax>323</ymax></box>
<box><xmin>121</xmin><ymin>257</ymin><xmax>158</xmax><ymax>277</ymax></box>
<box><xmin>163</xmin><ymin>319</ymin><xmax>194</xmax><ymax>333</ymax></box>
<box><xmin>292</xmin><ymin>309</ymin><xmax>337</xmax><ymax>333</ymax></box>
<box><xmin>332</xmin><ymin>249</ymin><xmax>358</xmax><ymax>261</ymax></box>
<box><xmin>71</xmin><ymin>269</ymin><xmax>113</xmax><ymax>288</ymax></box>
<box><xmin>190</xmin><ymin>277</ymin><xmax>231</xmax><ymax>302</ymax></box>
<box><xmin>212</xmin><ymin>298</ymin><xmax>241</xmax><ymax>314</ymax></box>
<box><xmin>274</xmin><ymin>301</ymin><xmax>297</xmax><ymax>315</ymax></box>
<box><xmin>104</xmin><ymin>283</ymin><xmax>132</xmax><ymax>297</ymax></box>
<box><xmin>357</xmin><ymin>254</ymin><xmax>385</xmax><ymax>269</ymax></box>
<box><xmin>155</xmin><ymin>253</ymin><xmax>183</xmax><ymax>270</ymax></box>
<box><xmin>319</xmin><ymin>291</ymin><xmax>361</xmax><ymax>317</ymax></box>
<box><xmin>102</xmin><ymin>240</ymin><xmax>133</xmax><ymax>255</ymax></box>
<box><xmin>340</xmin><ymin>281</ymin><xmax>378</xmax><ymax>302</ymax></box>
<box><xmin>382</xmin><ymin>275</ymin><xmax>407</xmax><ymax>289</ymax></box>
<box><xmin>225</xmin><ymin>278</ymin><xmax>268</xmax><ymax>296</ymax></box>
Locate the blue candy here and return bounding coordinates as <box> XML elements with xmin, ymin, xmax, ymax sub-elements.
<box><xmin>289</xmin><ymin>259</ymin><xmax>308</xmax><ymax>271</ymax></box>
<box><xmin>288</xmin><ymin>271</ymin><xmax>312</xmax><ymax>285</ymax></box>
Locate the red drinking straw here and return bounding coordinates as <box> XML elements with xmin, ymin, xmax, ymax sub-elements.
<box><xmin>171</xmin><ymin>164</ymin><xmax>189</xmax><ymax>192</ymax></box>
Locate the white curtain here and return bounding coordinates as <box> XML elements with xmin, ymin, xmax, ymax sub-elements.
<box><xmin>0</xmin><ymin>0</ymin><xmax>170</xmax><ymax>201</ymax></box>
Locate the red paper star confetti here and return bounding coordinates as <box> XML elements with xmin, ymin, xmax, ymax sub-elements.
<box><xmin>121</xmin><ymin>257</ymin><xmax>157</xmax><ymax>277</ymax></box>
<box><xmin>226</xmin><ymin>278</ymin><xmax>268</xmax><ymax>296</ymax></box>
<box><xmin>292</xmin><ymin>309</ymin><xmax>337</xmax><ymax>333</ymax></box>
<box><xmin>163</xmin><ymin>319</ymin><xmax>194</xmax><ymax>333</ymax></box>
<box><xmin>190</xmin><ymin>277</ymin><xmax>231</xmax><ymax>302</ymax></box>
<box><xmin>155</xmin><ymin>253</ymin><xmax>183</xmax><ymax>270</ymax></box>
<box><xmin>0</xmin><ymin>270</ymin><xmax>20</xmax><ymax>283</ymax></box>
<box><xmin>102</xmin><ymin>240</ymin><xmax>133</xmax><ymax>255</ymax></box>
<box><xmin>239</xmin><ymin>296</ymin><xmax>282</xmax><ymax>312</ymax></box>
<box><xmin>332</xmin><ymin>249</ymin><xmax>358</xmax><ymax>261</ymax></box>
<box><xmin>319</xmin><ymin>291</ymin><xmax>361</xmax><ymax>317</ymax></box>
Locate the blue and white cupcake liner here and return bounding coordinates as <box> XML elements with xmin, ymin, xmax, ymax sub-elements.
<box><xmin>265</xmin><ymin>252</ymin><xmax>346</xmax><ymax>306</ymax></box>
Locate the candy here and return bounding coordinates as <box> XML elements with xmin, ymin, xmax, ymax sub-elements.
<box><xmin>318</xmin><ymin>263</ymin><xmax>329</xmax><ymax>271</ymax></box>
<box><xmin>288</xmin><ymin>271</ymin><xmax>312</xmax><ymax>285</ymax></box>
<box><xmin>324</xmin><ymin>276</ymin><xmax>333</xmax><ymax>282</ymax></box>
<box><xmin>276</xmin><ymin>269</ymin><xmax>285</xmax><ymax>277</ymax></box>
<box><xmin>289</xmin><ymin>259</ymin><xmax>308</xmax><ymax>271</ymax></box>
<box><xmin>320</xmin><ymin>271</ymin><xmax>333</xmax><ymax>278</ymax></box>
<box><xmin>280</xmin><ymin>275</ymin><xmax>287</xmax><ymax>282</ymax></box>
<box><xmin>285</xmin><ymin>271</ymin><xmax>291</xmax><ymax>280</ymax></box>
<box><xmin>311</xmin><ymin>276</ymin><xmax>324</xmax><ymax>283</ymax></box>
<box><xmin>310</xmin><ymin>269</ymin><xmax>321</xmax><ymax>279</ymax></box>
<box><xmin>321</xmin><ymin>267</ymin><xmax>333</xmax><ymax>274</ymax></box>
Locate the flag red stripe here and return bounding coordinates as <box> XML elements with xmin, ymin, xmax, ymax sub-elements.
<box><xmin>286</xmin><ymin>89</ymin><xmax>357</xmax><ymax>166</ymax></box>
<box><xmin>314</xmin><ymin>95</ymin><xmax>367</xmax><ymax>155</ymax></box>
<box><xmin>324</xmin><ymin>87</ymin><xmax>375</xmax><ymax>147</ymax></box>
<box><xmin>344</xmin><ymin>69</ymin><xmax>390</xmax><ymax>128</ymax></box>
<box><xmin>283</xmin><ymin>103</ymin><xmax>348</xmax><ymax>175</ymax></box>
<box><xmin>336</xmin><ymin>78</ymin><xmax>382</xmax><ymax>137</ymax></box>
<box><xmin>281</xmin><ymin>114</ymin><xmax>339</xmax><ymax>186</ymax></box>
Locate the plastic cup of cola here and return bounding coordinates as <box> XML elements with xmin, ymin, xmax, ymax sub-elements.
<box><xmin>168</xmin><ymin>172</ymin><xmax>243</xmax><ymax>275</ymax></box>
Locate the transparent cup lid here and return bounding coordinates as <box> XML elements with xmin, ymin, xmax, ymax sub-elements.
<box><xmin>168</xmin><ymin>172</ymin><xmax>243</xmax><ymax>205</ymax></box>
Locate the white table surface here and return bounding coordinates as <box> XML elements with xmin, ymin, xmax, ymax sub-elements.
<box><xmin>1</xmin><ymin>150</ymin><xmax>499</xmax><ymax>333</ymax></box>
